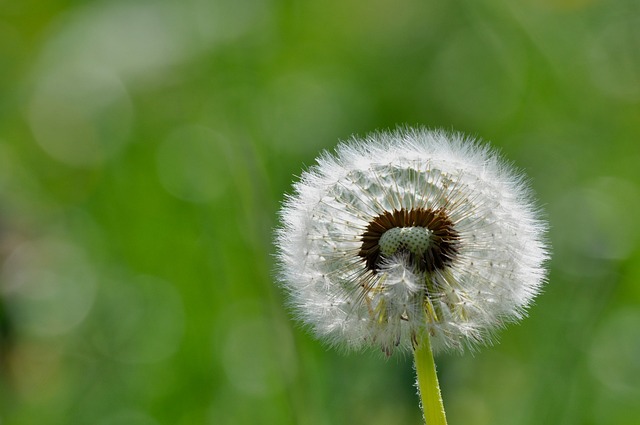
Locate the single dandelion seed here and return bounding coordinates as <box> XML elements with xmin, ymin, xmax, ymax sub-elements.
<box><xmin>275</xmin><ymin>127</ymin><xmax>549</xmax><ymax>424</ymax></box>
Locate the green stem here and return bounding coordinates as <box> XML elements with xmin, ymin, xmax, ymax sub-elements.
<box><xmin>414</xmin><ymin>331</ymin><xmax>448</xmax><ymax>425</ymax></box>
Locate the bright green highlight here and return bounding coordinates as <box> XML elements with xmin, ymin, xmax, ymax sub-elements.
<box><xmin>414</xmin><ymin>331</ymin><xmax>448</xmax><ymax>425</ymax></box>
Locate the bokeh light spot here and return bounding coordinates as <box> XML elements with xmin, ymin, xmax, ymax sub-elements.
<box><xmin>552</xmin><ymin>177</ymin><xmax>639</xmax><ymax>265</ymax></box>
<box><xmin>426</xmin><ymin>28</ymin><xmax>525</xmax><ymax>125</ymax></box>
<box><xmin>35</xmin><ymin>1</ymin><xmax>199</xmax><ymax>82</ymax></box>
<box><xmin>90</xmin><ymin>275</ymin><xmax>184</xmax><ymax>364</ymax></box>
<box><xmin>1</xmin><ymin>238</ymin><xmax>97</xmax><ymax>337</ymax></box>
<box><xmin>27</xmin><ymin>66</ymin><xmax>133</xmax><ymax>168</ymax></box>
<box><xmin>156</xmin><ymin>126</ymin><xmax>232</xmax><ymax>203</ymax></box>
<box><xmin>589</xmin><ymin>308</ymin><xmax>640</xmax><ymax>397</ymax></box>
<box><xmin>221</xmin><ymin>313</ymin><xmax>297</xmax><ymax>397</ymax></box>
<box><xmin>588</xmin><ymin>16</ymin><xmax>640</xmax><ymax>101</ymax></box>
<box><xmin>189</xmin><ymin>0</ymin><xmax>271</xmax><ymax>44</ymax></box>
<box><xmin>260</xmin><ymin>72</ymin><xmax>371</xmax><ymax>154</ymax></box>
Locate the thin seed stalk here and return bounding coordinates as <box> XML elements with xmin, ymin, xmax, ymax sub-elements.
<box><xmin>414</xmin><ymin>331</ymin><xmax>448</xmax><ymax>425</ymax></box>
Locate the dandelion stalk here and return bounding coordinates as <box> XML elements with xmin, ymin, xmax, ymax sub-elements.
<box><xmin>414</xmin><ymin>331</ymin><xmax>447</xmax><ymax>425</ymax></box>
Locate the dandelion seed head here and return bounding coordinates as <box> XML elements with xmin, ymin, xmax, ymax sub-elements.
<box><xmin>275</xmin><ymin>127</ymin><xmax>549</xmax><ymax>355</ymax></box>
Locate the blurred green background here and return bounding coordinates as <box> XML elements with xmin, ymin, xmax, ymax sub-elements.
<box><xmin>1</xmin><ymin>0</ymin><xmax>639</xmax><ymax>424</ymax></box>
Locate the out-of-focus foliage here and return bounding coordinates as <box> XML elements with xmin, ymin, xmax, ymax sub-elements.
<box><xmin>1</xmin><ymin>0</ymin><xmax>639</xmax><ymax>424</ymax></box>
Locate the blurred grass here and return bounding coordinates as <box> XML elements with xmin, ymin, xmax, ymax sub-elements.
<box><xmin>1</xmin><ymin>0</ymin><xmax>639</xmax><ymax>424</ymax></box>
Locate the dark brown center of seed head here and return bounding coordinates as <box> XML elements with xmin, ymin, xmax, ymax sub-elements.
<box><xmin>358</xmin><ymin>208</ymin><xmax>459</xmax><ymax>273</ymax></box>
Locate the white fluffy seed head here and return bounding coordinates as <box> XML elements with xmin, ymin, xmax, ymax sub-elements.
<box><xmin>275</xmin><ymin>127</ymin><xmax>549</xmax><ymax>356</ymax></box>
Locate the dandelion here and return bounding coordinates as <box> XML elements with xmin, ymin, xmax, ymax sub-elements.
<box><xmin>275</xmin><ymin>127</ymin><xmax>548</xmax><ymax>424</ymax></box>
